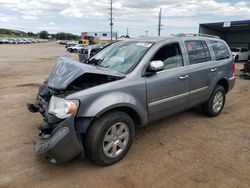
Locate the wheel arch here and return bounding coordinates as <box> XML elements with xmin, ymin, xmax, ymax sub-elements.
<box><xmin>76</xmin><ymin>105</ymin><xmax>144</xmax><ymax>135</ymax></box>
<box><xmin>96</xmin><ymin>106</ymin><xmax>143</xmax><ymax>128</ymax></box>
<box><xmin>217</xmin><ymin>78</ymin><xmax>229</xmax><ymax>93</ymax></box>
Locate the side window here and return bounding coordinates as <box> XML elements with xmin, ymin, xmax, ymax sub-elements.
<box><xmin>241</xmin><ymin>48</ymin><xmax>248</xmax><ymax>52</ymax></box>
<box><xmin>151</xmin><ymin>43</ymin><xmax>183</xmax><ymax>70</ymax></box>
<box><xmin>209</xmin><ymin>40</ymin><xmax>230</xmax><ymax>60</ymax></box>
<box><xmin>185</xmin><ymin>40</ymin><xmax>211</xmax><ymax>65</ymax></box>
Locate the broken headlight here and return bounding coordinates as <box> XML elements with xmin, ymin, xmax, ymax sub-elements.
<box><xmin>48</xmin><ymin>96</ymin><xmax>79</xmax><ymax>119</ymax></box>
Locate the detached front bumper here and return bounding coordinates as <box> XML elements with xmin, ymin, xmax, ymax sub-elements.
<box><xmin>34</xmin><ymin>116</ymin><xmax>83</xmax><ymax>163</ymax></box>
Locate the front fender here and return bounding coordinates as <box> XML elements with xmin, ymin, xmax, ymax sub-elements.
<box><xmin>76</xmin><ymin>92</ymin><xmax>148</xmax><ymax>125</ymax></box>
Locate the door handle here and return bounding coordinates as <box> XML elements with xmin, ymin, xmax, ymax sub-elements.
<box><xmin>210</xmin><ymin>68</ymin><xmax>217</xmax><ymax>72</ymax></box>
<box><xmin>179</xmin><ymin>75</ymin><xmax>189</xmax><ymax>80</ymax></box>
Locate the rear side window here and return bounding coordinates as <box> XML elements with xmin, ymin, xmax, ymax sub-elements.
<box><xmin>185</xmin><ymin>41</ymin><xmax>211</xmax><ymax>65</ymax></box>
<box><xmin>241</xmin><ymin>48</ymin><xmax>248</xmax><ymax>52</ymax></box>
<box><xmin>209</xmin><ymin>40</ymin><xmax>230</xmax><ymax>61</ymax></box>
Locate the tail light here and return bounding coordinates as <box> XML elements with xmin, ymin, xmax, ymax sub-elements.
<box><xmin>232</xmin><ymin>63</ymin><xmax>236</xmax><ymax>76</ymax></box>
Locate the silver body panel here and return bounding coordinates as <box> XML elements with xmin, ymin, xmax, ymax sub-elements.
<box><xmin>66</xmin><ymin>36</ymin><xmax>235</xmax><ymax>126</ymax></box>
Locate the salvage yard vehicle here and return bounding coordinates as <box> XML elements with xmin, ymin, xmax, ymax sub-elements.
<box><xmin>67</xmin><ymin>44</ymin><xmax>86</xmax><ymax>53</ymax></box>
<box><xmin>65</xmin><ymin>41</ymin><xmax>78</xmax><ymax>48</ymax></box>
<box><xmin>240</xmin><ymin>60</ymin><xmax>250</xmax><ymax>79</ymax></box>
<box><xmin>0</xmin><ymin>38</ymin><xmax>48</xmax><ymax>44</ymax></box>
<box><xmin>79</xmin><ymin>45</ymin><xmax>108</xmax><ymax>63</ymax></box>
<box><xmin>231</xmin><ymin>47</ymin><xmax>250</xmax><ymax>61</ymax></box>
<box><xmin>28</xmin><ymin>34</ymin><xmax>236</xmax><ymax>166</ymax></box>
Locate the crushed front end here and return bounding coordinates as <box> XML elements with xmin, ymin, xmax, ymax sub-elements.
<box><xmin>27</xmin><ymin>82</ymin><xmax>83</xmax><ymax>163</ymax></box>
<box><xmin>27</xmin><ymin>57</ymin><xmax>124</xmax><ymax>163</ymax></box>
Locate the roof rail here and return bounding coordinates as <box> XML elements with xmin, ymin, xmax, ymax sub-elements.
<box><xmin>175</xmin><ymin>33</ymin><xmax>220</xmax><ymax>39</ymax></box>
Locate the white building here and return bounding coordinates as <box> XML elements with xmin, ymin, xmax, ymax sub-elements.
<box><xmin>81</xmin><ymin>31</ymin><xmax>116</xmax><ymax>41</ymax></box>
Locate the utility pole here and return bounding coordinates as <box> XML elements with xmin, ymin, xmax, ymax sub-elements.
<box><xmin>115</xmin><ymin>30</ymin><xmax>118</xmax><ymax>41</ymax></box>
<box><xmin>109</xmin><ymin>0</ymin><xmax>114</xmax><ymax>42</ymax></box>
<box><xmin>145</xmin><ymin>30</ymin><xmax>148</xmax><ymax>37</ymax></box>
<box><xmin>158</xmin><ymin>8</ymin><xmax>162</xmax><ymax>36</ymax></box>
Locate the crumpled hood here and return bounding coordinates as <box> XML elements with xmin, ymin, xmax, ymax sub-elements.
<box><xmin>47</xmin><ymin>57</ymin><xmax>125</xmax><ymax>90</ymax></box>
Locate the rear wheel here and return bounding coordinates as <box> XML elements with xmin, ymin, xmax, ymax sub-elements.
<box><xmin>85</xmin><ymin>111</ymin><xmax>135</xmax><ymax>166</ymax></box>
<box><xmin>202</xmin><ymin>85</ymin><xmax>226</xmax><ymax>117</ymax></box>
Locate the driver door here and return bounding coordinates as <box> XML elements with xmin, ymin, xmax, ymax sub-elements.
<box><xmin>146</xmin><ymin>42</ymin><xmax>189</xmax><ymax>121</ymax></box>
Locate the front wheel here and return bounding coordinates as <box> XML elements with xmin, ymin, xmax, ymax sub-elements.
<box><xmin>85</xmin><ymin>111</ymin><xmax>135</xmax><ymax>166</ymax></box>
<box><xmin>202</xmin><ymin>85</ymin><xmax>226</xmax><ymax>117</ymax></box>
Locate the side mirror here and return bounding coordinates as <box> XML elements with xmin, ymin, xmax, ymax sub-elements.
<box><xmin>148</xmin><ymin>60</ymin><xmax>164</xmax><ymax>72</ymax></box>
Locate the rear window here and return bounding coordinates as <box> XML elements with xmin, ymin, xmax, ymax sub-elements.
<box><xmin>231</xmin><ymin>48</ymin><xmax>240</xmax><ymax>52</ymax></box>
<box><xmin>210</xmin><ymin>40</ymin><xmax>230</xmax><ymax>61</ymax></box>
<box><xmin>241</xmin><ymin>48</ymin><xmax>248</xmax><ymax>52</ymax></box>
<box><xmin>185</xmin><ymin>40</ymin><xmax>211</xmax><ymax>64</ymax></box>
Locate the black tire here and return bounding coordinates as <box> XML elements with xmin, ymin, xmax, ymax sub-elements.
<box><xmin>84</xmin><ymin>111</ymin><xmax>135</xmax><ymax>166</ymax></box>
<box><xmin>235</xmin><ymin>55</ymin><xmax>239</xmax><ymax>62</ymax></box>
<box><xmin>248</xmin><ymin>56</ymin><xmax>250</xmax><ymax>61</ymax></box>
<box><xmin>73</xmin><ymin>49</ymin><xmax>77</xmax><ymax>53</ymax></box>
<box><xmin>202</xmin><ymin>85</ymin><xmax>226</xmax><ymax>117</ymax></box>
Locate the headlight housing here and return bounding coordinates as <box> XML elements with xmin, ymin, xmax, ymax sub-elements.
<box><xmin>48</xmin><ymin>96</ymin><xmax>79</xmax><ymax>119</ymax></box>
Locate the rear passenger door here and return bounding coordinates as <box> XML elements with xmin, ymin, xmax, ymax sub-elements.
<box><xmin>184</xmin><ymin>40</ymin><xmax>213</xmax><ymax>107</ymax></box>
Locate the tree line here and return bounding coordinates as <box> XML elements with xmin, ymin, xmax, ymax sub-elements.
<box><xmin>39</xmin><ymin>31</ymin><xmax>80</xmax><ymax>40</ymax></box>
<box><xmin>0</xmin><ymin>29</ymin><xmax>81</xmax><ymax>40</ymax></box>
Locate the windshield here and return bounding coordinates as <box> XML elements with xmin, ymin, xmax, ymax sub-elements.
<box><xmin>89</xmin><ymin>41</ymin><xmax>153</xmax><ymax>74</ymax></box>
<box><xmin>231</xmin><ymin>48</ymin><xmax>240</xmax><ymax>52</ymax></box>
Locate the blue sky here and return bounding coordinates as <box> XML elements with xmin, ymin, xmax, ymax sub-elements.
<box><xmin>0</xmin><ymin>0</ymin><xmax>250</xmax><ymax>36</ymax></box>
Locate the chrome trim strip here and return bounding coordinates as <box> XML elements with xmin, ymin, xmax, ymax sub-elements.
<box><xmin>148</xmin><ymin>86</ymin><xmax>208</xmax><ymax>107</ymax></box>
<box><xmin>148</xmin><ymin>92</ymin><xmax>189</xmax><ymax>107</ymax></box>
<box><xmin>190</xmin><ymin>86</ymin><xmax>208</xmax><ymax>95</ymax></box>
<box><xmin>229</xmin><ymin>76</ymin><xmax>235</xmax><ymax>81</ymax></box>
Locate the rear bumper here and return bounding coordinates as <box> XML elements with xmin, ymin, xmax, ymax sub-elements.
<box><xmin>34</xmin><ymin>116</ymin><xmax>83</xmax><ymax>163</ymax></box>
<box><xmin>229</xmin><ymin>76</ymin><xmax>236</xmax><ymax>91</ymax></box>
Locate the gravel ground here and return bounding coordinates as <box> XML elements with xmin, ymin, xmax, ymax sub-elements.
<box><xmin>0</xmin><ymin>42</ymin><xmax>250</xmax><ymax>188</ymax></box>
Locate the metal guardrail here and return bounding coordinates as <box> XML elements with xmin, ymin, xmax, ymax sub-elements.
<box><xmin>175</xmin><ymin>33</ymin><xmax>220</xmax><ymax>39</ymax></box>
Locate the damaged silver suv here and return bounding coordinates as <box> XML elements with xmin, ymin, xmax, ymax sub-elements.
<box><xmin>28</xmin><ymin>35</ymin><xmax>236</xmax><ymax>165</ymax></box>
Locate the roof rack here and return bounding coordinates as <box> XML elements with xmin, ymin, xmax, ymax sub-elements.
<box><xmin>175</xmin><ymin>33</ymin><xmax>220</xmax><ymax>39</ymax></box>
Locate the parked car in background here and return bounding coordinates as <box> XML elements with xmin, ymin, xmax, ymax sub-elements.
<box><xmin>28</xmin><ymin>35</ymin><xmax>235</xmax><ymax>166</ymax></box>
<box><xmin>79</xmin><ymin>45</ymin><xmax>107</xmax><ymax>63</ymax></box>
<box><xmin>0</xmin><ymin>38</ymin><xmax>8</xmax><ymax>43</ymax></box>
<box><xmin>65</xmin><ymin>41</ymin><xmax>78</xmax><ymax>48</ymax></box>
<box><xmin>67</xmin><ymin>44</ymin><xmax>86</xmax><ymax>53</ymax></box>
<box><xmin>58</xmin><ymin>40</ymin><xmax>69</xmax><ymax>45</ymax></box>
<box><xmin>231</xmin><ymin>48</ymin><xmax>250</xmax><ymax>61</ymax></box>
<box><xmin>0</xmin><ymin>38</ymin><xmax>48</xmax><ymax>44</ymax></box>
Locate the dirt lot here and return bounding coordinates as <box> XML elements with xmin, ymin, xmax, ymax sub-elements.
<box><xmin>0</xmin><ymin>42</ymin><xmax>250</xmax><ymax>188</ymax></box>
